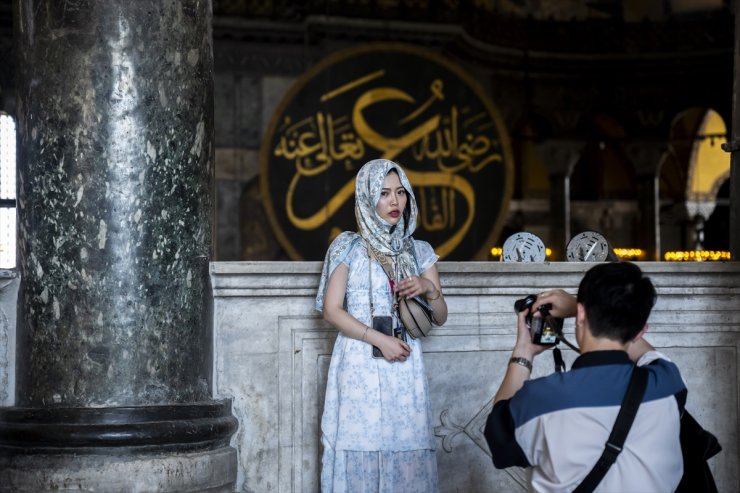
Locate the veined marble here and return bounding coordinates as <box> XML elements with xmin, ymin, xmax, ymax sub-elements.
<box><xmin>0</xmin><ymin>270</ymin><xmax>18</xmax><ymax>407</ymax></box>
<box><xmin>2</xmin><ymin>262</ymin><xmax>737</xmax><ymax>490</ymax></box>
<box><xmin>211</xmin><ymin>261</ymin><xmax>740</xmax><ymax>493</ymax></box>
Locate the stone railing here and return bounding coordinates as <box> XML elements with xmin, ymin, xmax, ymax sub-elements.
<box><xmin>211</xmin><ymin>261</ymin><xmax>740</xmax><ymax>492</ymax></box>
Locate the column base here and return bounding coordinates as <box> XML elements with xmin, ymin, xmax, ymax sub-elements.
<box><xmin>0</xmin><ymin>400</ymin><xmax>238</xmax><ymax>492</ymax></box>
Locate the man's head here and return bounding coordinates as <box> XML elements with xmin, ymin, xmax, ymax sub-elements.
<box><xmin>576</xmin><ymin>261</ymin><xmax>656</xmax><ymax>343</ymax></box>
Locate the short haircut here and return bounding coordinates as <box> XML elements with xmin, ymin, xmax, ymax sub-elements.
<box><xmin>576</xmin><ymin>262</ymin><xmax>657</xmax><ymax>343</ymax></box>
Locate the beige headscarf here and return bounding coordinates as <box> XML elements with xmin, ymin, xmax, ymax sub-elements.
<box><xmin>315</xmin><ymin>159</ymin><xmax>420</xmax><ymax>311</ymax></box>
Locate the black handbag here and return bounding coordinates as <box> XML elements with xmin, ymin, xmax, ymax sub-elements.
<box><xmin>676</xmin><ymin>411</ymin><xmax>722</xmax><ymax>493</ymax></box>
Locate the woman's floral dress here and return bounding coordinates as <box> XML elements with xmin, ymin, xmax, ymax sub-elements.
<box><xmin>320</xmin><ymin>238</ymin><xmax>439</xmax><ymax>493</ymax></box>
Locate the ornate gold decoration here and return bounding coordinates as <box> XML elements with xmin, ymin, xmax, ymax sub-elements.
<box><xmin>260</xmin><ymin>43</ymin><xmax>513</xmax><ymax>260</ymax></box>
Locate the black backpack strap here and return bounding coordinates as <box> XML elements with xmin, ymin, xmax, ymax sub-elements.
<box><xmin>573</xmin><ymin>366</ymin><xmax>649</xmax><ymax>493</ymax></box>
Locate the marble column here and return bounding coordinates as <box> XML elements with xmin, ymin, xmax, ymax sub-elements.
<box><xmin>0</xmin><ymin>1</ymin><xmax>237</xmax><ymax>491</ymax></box>
<box><xmin>537</xmin><ymin>141</ymin><xmax>585</xmax><ymax>260</ymax></box>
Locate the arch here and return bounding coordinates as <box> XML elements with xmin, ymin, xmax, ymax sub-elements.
<box><xmin>571</xmin><ymin>114</ymin><xmax>635</xmax><ymax>201</ymax></box>
<box><xmin>510</xmin><ymin>113</ymin><xmax>550</xmax><ymax>200</ymax></box>
<box><xmin>660</xmin><ymin>107</ymin><xmax>729</xmax><ymax>253</ymax></box>
<box><xmin>661</xmin><ymin>107</ymin><xmax>721</xmax><ymax>202</ymax></box>
<box><xmin>686</xmin><ymin>109</ymin><xmax>729</xmax><ymax>205</ymax></box>
<box><xmin>567</xmin><ymin>114</ymin><xmax>638</xmax><ymax>251</ymax></box>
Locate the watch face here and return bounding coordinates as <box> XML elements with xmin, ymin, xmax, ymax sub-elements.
<box><xmin>502</xmin><ymin>232</ymin><xmax>546</xmax><ymax>262</ymax></box>
<box><xmin>566</xmin><ymin>231</ymin><xmax>610</xmax><ymax>262</ymax></box>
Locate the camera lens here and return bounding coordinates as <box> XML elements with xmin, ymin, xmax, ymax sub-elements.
<box><xmin>514</xmin><ymin>294</ymin><xmax>537</xmax><ymax>313</ymax></box>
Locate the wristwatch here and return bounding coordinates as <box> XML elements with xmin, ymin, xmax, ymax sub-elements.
<box><xmin>509</xmin><ymin>356</ymin><xmax>533</xmax><ymax>371</ymax></box>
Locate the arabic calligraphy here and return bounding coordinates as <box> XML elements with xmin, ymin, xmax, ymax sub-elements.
<box><xmin>261</xmin><ymin>44</ymin><xmax>513</xmax><ymax>260</ymax></box>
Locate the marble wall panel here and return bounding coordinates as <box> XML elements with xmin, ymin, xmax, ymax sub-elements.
<box><xmin>212</xmin><ymin>261</ymin><xmax>740</xmax><ymax>493</ymax></box>
<box><xmin>0</xmin><ymin>271</ymin><xmax>18</xmax><ymax>407</ymax></box>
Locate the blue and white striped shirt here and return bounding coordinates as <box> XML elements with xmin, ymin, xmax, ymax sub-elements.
<box><xmin>486</xmin><ymin>350</ymin><xmax>686</xmax><ymax>492</ymax></box>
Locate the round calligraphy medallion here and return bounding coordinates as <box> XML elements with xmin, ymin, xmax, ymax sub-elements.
<box><xmin>566</xmin><ymin>231</ymin><xmax>613</xmax><ymax>262</ymax></box>
<box><xmin>501</xmin><ymin>232</ymin><xmax>547</xmax><ymax>263</ymax></box>
<box><xmin>260</xmin><ymin>43</ymin><xmax>514</xmax><ymax>260</ymax></box>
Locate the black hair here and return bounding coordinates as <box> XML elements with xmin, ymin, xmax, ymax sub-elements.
<box><xmin>576</xmin><ymin>261</ymin><xmax>657</xmax><ymax>343</ymax></box>
<box><xmin>387</xmin><ymin>168</ymin><xmax>411</xmax><ymax>235</ymax></box>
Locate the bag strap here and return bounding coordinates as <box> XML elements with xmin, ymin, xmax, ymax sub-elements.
<box><xmin>366</xmin><ymin>246</ymin><xmax>375</xmax><ymax>319</ymax></box>
<box><xmin>573</xmin><ymin>366</ymin><xmax>649</xmax><ymax>493</ymax></box>
<box><xmin>366</xmin><ymin>242</ymin><xmax>395</xmax><ymax>281</ymax></box>
<box><xmin>365</xmin><ymin>240</ymin><xmax>400</xmax><ymax>318</ymax></box>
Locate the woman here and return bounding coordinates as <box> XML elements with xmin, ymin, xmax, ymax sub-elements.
<box><xmin>315</xmin><ymin>158</ymin><xmax>448</xmax><ymax>492</ymax></box>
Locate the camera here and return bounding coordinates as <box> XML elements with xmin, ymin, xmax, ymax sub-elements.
<box><xmin>514</xmin><ymin>294</ymin><xmax>563</xmax><ymax>346</ymax></box>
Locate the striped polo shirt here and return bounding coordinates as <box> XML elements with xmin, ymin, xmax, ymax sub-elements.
<box><xmin>485</xmin><ymin>350</ymin><xmax>687</xmax><ymax>493</ymax></box>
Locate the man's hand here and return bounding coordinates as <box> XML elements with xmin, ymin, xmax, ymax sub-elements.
<box><xmin>494</xmin><ymin>290</ymin><xmax>572</xmax><ymax>405</ymax></box>
<box><xmin>513</xmin><ymin>309</ymin><xmax>548</xmax><ymax>361</ymax></box>
<box><xmin>493</xmin><ymin>309</ymin><xmax>550</xmax><ymax>404</ymax></box>
<box><xmin>532</xmin><ymin>289</ymin><xmax>577</xmax><ymax>318</ymax></box>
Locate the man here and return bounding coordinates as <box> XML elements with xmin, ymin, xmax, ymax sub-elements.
<box><xmin>485</xmin><ymin>262</ymin><xmax>686</xmax><ymax>492</ymax></box>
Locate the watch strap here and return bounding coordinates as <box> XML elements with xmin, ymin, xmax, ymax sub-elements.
<box><xmin>509</xmin><ymin>356</ymin><xmax>533</xmax><ymax>372</ymax></box>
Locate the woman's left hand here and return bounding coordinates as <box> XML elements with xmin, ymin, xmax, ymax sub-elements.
<box><xmin>397</xmin><ymin>276</ymin><xmax>434</xmax><ymax>299</ymax></box>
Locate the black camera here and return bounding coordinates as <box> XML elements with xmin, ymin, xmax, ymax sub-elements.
<box><xmin>514</xmin><ymin>294</ymin><xmax>564</xmax><ymax>346</ymax></box>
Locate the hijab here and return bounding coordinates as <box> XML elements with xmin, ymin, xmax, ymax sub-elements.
<box><xmin>315</xmin><ymin>159</ymin><xmax>419</xmax><ymax>312</ymax></box>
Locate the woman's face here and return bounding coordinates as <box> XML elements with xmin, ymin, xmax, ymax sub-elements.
<box><xmin>375</xmin><ymin>171</ymin><xmax>407</xmax><ymax>226</ymax></box>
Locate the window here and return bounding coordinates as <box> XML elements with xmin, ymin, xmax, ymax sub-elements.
<box><xmin>0</xmin><ymin>113</ymin><xmax>16</xmax><ymax>269</ymax></box>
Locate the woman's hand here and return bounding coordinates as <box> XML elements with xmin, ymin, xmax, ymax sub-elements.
<box><xmin>396</xmin><ymin>275</ymin><xmax>436</xmax><ymax>299</ymax></box>
<box><xmin>378</xmin><ymin>335</ymin><xmax>411</xmax><ymax>363</ymax></box>
<box><xmin>397</xmin><ymin>268</ymin><xmax>447</xmax><ymax>325</ymax></box>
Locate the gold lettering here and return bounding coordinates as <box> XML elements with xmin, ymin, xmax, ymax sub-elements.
<box><xmin>406</xmin><ymin>169</ymin><xmax>475</xmax><ymax>258</ymax></box>
<box><xmin>353</xmin><ymin>87</ymin><xmax>440</xmax><ymax>160</ymax></box>
<box><xmin>421</xmin><ymin>187</ymin><xmax>458</xmax><ymax>232</ymax></box>
<box><xmin>275</xmin><ymin>76</ymin><xmax>499</xmax><ymax>258</ymax></box>
<box><xmin>410</xmin><ymin>107</ymin><xmax>503</xmax><ymax>173</ymax></box>
<box><xmin>285</xmin><ymin>173</ymin><xmax>356</xmax><ymax>231</ymax></box>
<box><xmin>399</xmin><ymin>79</ymin><xmax>445</xmax><ymax>124</ymax></box>
<box><xmin>320</xmin><ymin>70</ymin><xmax>386</xmax><ymax>102</ymax></box>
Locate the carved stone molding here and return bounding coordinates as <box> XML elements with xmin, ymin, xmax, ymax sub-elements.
<box><xmin>212</xmin><ymin>261</ymin><xmax>740</xmax><ymax>492</ymax></box>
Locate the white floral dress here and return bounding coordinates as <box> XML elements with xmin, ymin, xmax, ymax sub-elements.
<box><xmin>320</xmin><ymin>238</ymin><xmax>439</xmax><ymax>493</ymax></box>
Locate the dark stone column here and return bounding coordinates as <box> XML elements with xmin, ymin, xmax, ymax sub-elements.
<box><xmin>0</xmin><ymin>1</ymin><xmax>237</xmax><ymax>490</ymax></box>
<box><xmin>625</xmin><ymin>142</ymin><xmax>665</xmax><ymax>261</ymax></box>
<box><xmin>548</xmin><ymin>173</ymin><xmax>571</xmax><ymax>261</ymax></box>
<box><xmin>723</xmin><ymin>0</ymin><xmax>740</xmax><ymax>260</ymax></box>
<box><xmin>537</xmin><ymin>141</ymin><xmax>585</xmax><ymax>260</ymax></box>
<box><xmin>636</xmin><ymin>173</ymin><xmax>660</xmax><ymax>260</ymax></box>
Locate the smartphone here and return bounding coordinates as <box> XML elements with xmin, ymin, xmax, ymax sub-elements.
<box><xmin>371</xmin><ymin>316</ymin><xmax>405</xmax><ymax>358</ymax></box>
